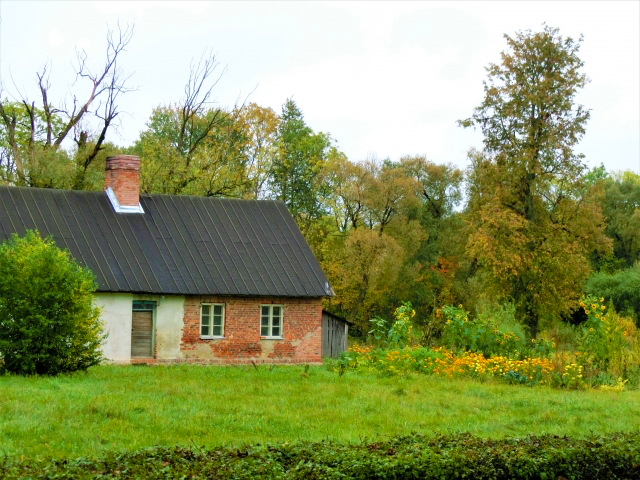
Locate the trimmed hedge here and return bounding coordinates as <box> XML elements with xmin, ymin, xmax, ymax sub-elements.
<box><xmin>2</xmin><ymin>432</ymin><xmax>639</xmax><ymax>479</ymax></box>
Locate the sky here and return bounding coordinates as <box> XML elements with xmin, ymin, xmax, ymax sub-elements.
<box><xmin>1</xmin><ymin>1</ymin><xmax>638</xmax><ymax>174</ymax></box>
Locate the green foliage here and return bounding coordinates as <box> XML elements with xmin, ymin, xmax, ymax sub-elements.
<box><xmin>583</xmin><ymin>163</ymin><xmax>609</xmax><ymax>186</ymax></box>
<box><xmin>587</xmin><ymin>264</ymin><xmax>640</xmax><ymax>323</ymax></box>
<box><xmin>132</xmin><ymin>105</ymin><xmax>252</xmax><ymax>197</ymax></box>
<box><xmin>598</xmin><ymin>172</ymin><xmax>640</xmax><ymax>269</ymax></box>
<box><xmin>0</xmin><ymin>230</ymin><xmax>104</xmax><ymax>375</ymax></box>
<box><xmin>387</xmin><ymin>302</ymin><xmax>415</xmax><ymax>348</ymax></box>
<box><xmin>3</xmin><ymin>432</ymin><xmax>639</xmax><ymax>479</ymax></box>
<box><xmin>367</xmin><ymin>302</ymin><xmax>415</xmax><ymax>348</ymax></box>
<box><xmin>1</xmin><ymin>25</ymin><xmax>134</xmax><ymax>189</ymax></box>
<box><xmin>577</xmin><ymin>295</ymin><xmax>639</xmax><ymax>378</ymax></box>
<box><xmin>367</xmin><ymin>316</ymin><xmax>388</xmax><ymax>345</ymax></box>
<box><xmin>440</xmin><ymin>305</ymin><xmax>525</xmax><ymax>357</ymax></box>
<box><xmin>475</xmin><ymin>300</ymin><xmax>527</xmax><ymax>341</ymax></box>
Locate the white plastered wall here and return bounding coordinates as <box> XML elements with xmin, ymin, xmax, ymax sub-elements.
<box><xmin>153</xmin><ymin>295</ymin><xmax>184</xmax><ymax>360</ymax></box>
<box><xmin>94</xmin><ymin>292</ymin><xmax>134</xmax><ymax>362</ymax></box>
<box><xmin>93</xmin><ymin>293</ymin><xmax>185</xmax><ymax>362</ymax></box>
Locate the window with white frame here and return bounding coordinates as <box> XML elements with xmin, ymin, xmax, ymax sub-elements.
<box><xmin>200</xmin><ymin>303</ymin><xmax>224</xmax><ymax>338</ymax></box>
<box><xmin>261</xmin><ymin>305</ymin><xmax>283</xmax><ymax>338</ymax></box>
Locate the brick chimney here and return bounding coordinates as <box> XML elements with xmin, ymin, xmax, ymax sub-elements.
<box><xmin>104</xmin><ymin>155</ymin><xmax>144</xmax><ymax>213</ymax></box>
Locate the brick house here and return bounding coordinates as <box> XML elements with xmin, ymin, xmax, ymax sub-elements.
<box><xmin>0</xmin><ymin>155</ymin><xmax>331</xmax><ymax>364</ymax></box>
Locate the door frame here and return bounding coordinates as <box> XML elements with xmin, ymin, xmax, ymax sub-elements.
<box><xmin>131</xmin><ymin>300</ymin><xmax>156</xmax><ymax>358</ymax></box>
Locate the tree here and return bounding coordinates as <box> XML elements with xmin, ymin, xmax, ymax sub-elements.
<box><xmin>0</xmin><ymin>231</ymin><xmax>104</xmax><ymax>375</ymax></box>
<box><xmin>236</xmin><ymin>103</ymin><xmax>280</xmax><ymax>199</ymax></box>
<box><xmin>397</xmin><ymin>155</ymin><xmax>468</xmax><ymax>314</ymax></box>
<box><xmin>361</xmin><ymin>160</ymin><xmax>421</xmax><ymax>233</ymax></box>
<box><xmin>132</xmin><ymin>52</ymin><xmax>253</xmax><ymax>197</ymax></box>
<box><xmin>599</xmin><ymin>171</ymin><xmax>640</xmax><ymax>270</ymax></box>
<box><xmin>322</xmin><ymin>155</ymin><xmax>371</xmax><ymax>232</ymax></box>
<box><xmin>0</xmin><ymin>24</ymin><xmax>134</xmax><ymax>189</ymax></box>
<box><xmin>326</xmin><ymin>227</ymin><xmax>404</xmax><ymax>330</ymax></box>
<box><xmin>270</xmin><ymin>99</ymin><xmax>332</xmax><ymax>230</ymax></box>
<box><xmin>460</xmin><ymin>26</ymin><xmax>610</xmax><ymax>337</ymax></box>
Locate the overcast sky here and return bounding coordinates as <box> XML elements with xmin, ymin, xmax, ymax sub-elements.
<box><xmin>1</xmin><ymin>1</ymin><xmax>638</xmax><ymax>173</ymax></box>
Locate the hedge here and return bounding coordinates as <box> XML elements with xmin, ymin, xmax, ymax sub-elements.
<box><xmin>2</xmin><ymin>432</ymin><xmax>639</xmax><ymax>479</ymax></box>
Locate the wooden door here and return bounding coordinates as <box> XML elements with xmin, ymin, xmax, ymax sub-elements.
<box><xmin>131</xmin><ymin>310</ymin><xmax>153</xmax><ymax>357</ymax></box>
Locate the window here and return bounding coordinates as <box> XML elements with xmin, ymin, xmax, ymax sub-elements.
<box><xmin>261</xmin><ymin>305</ymin><xmax>283</xmax><ymax>338</ymax></box>
<box><xmin>200</xmin><ymin>304</ymin><xmax>224</xmax><ymax>338</ymax></box>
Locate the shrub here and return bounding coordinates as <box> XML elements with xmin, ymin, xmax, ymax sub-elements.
<box><xmin>440</xmin><ymin>304</ymin><xmax>527</xmax><ymax>357</ymax></box>
<box><xmin>0</xmin><ymin>230</ymin><xmax>104</xmax><ymax>375</ymax></box>
<box><xmin>577</xmin><ymin>295</ymin><xmax>639</xmax><ymax>381</ymax></box>
<box><xmin>368</xmin><ymin>301</ymin><xmax>415</xmax><ymax>348</ymax></box>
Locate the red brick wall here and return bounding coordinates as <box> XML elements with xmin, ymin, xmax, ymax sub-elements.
<box><xmin>105</xmin><ymin>155</ymin><xmax>140</xmax><ymax>207</ymax></box>
<box><xmin>180</xmin><ymin>296</ymin><xmax>323</xmax><ymax>364</ymax></box>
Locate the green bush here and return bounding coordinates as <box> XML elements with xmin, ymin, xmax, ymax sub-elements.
<box><xmin>1</xmin><ymin>432</ymin><xmax>639</xmax><ymax>479</ymax></box>
<box><xmin>0</xmin><ymin>230</ymin><xmax>104</xmax><ymax>375</ymax></box>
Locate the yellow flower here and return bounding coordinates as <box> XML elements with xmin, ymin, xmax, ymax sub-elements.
<box><xmin>600</xmin><ymin>297</ymin><xmax>604</xmax><ymax>303</ymax></box>
<box><xmin>591</xmin><ymin>304</ymin><xmax>597</xmax><ymax>310</ymax></box>
<box><xmin>589</xmin><ymin>328</ymin><xmax>594</xmax><ymax>332</ymax></box>
<box><xmin>601</xmin><ymin>305</ymin><xmax>606</xmax><ymax>311</ymax></box>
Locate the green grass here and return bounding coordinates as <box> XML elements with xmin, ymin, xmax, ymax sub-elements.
<box><xmin>1</xmin><ymin>364</ymin><xmax>640</xmax><ymax>460</ymax></box>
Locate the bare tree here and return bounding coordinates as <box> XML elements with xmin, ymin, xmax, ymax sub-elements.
<box><xmin>137</xmin><ymin>50</ymin><xmax>255</xmax><ymax>197</ymax></box>
<box><xmin>176</xmin><ymin>51</ymin><xmax>227</xmax><ymax>163</ymax></box>
<box><xmin>0</xmin><ymin>23</ymin><xmax>134</xmax><ymax>188</ymax></box>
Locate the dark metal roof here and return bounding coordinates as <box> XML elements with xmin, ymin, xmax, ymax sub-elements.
<box><xmin>0</xmin><ymin>186</ymin><xmax>330</xmax><ymax>297</ymax></box>
<box><xmin>322</xmin><ymin>310</ymin><xmax>353</xmax><ymax>326</ymax></box>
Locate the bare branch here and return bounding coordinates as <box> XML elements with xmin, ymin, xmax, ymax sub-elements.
<box><xmin>54</xmin><ymin>22</ymin><xmax>135</xmax><ymax>147</ymax></box>
<box><xmin>176</xmin><ymin>50</ymin><xmax>227</xmax><ymax>159</ymax></box>
<box><xmin>36</xmin><ymin>63</ymin><xmax>55</xmax><ymax>145</ymax></box>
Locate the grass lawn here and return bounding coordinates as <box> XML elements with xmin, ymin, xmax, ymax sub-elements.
<box><xmin>1</xmin><ymin>364</ymin><xmax>640</xmax><ymax>460</ymax></box>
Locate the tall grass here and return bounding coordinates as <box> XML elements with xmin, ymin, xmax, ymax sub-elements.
<box><xmin>1</xmin><ymin>364</ymin><xmax>639</xmax><ymax>460</ymax></box>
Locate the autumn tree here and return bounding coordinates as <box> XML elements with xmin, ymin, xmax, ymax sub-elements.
<box><xmin>320</xmin><ymin>156</ymin><xmax>429</xmax><ymax>329</ymax></box>
<box><xmin>0</xmin><ymin>24</ymin><xmax>134</xmax><ymax>189</ymax></box>
<box><xmin>236</xmin><ymin>103</ymin><xmax>280</xmax><ymax>199</ymax></box>
<box><xmin>322</xmin><ymin>154</ymin><xmax>371</xmax><ymax>232</ymax></box>
<box><xmin>460</xmin><ymin>26</ymin><xmax>610</xmax><ymax>337</ymax></box>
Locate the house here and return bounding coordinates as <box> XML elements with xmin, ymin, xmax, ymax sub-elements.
<box><xmin>0</xmin><ymin>155</ymin><xmax>331</xmax><ymax>364</ymax></box>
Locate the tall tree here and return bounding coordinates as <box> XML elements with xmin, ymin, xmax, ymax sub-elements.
<box><xmin>460</xmin><ymin>26</ymin><xmax>610</xmax><ymax>337</ymax></box>
<box><xmin>270</xmin><ymin>99</ymin><xmax>332</xmax><ymax>230</ymax></box>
